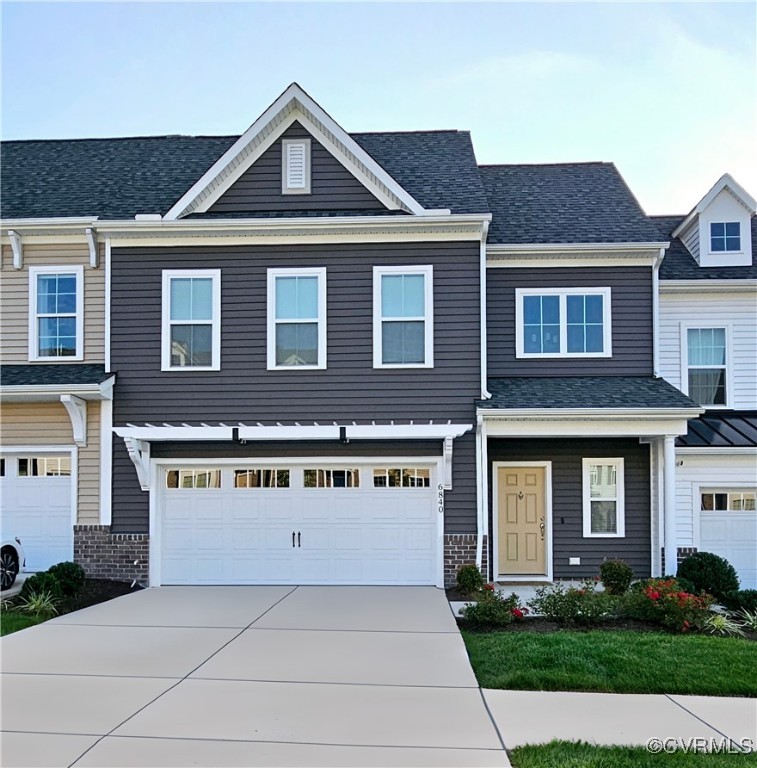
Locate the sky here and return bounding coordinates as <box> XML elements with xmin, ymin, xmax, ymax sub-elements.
<box><xmin>1</xmin><ymin>1</ymin><xmax>754</xmax><ymax>215</ymax></box>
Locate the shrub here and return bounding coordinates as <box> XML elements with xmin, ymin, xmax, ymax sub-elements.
<box><xmin>456</xmin><ymin>564</ymin><xmax>485</xmax><ymax>597</ymax></box>
<box><xmin>17</xmin><ymin>589</ymin><xmax>59</xmax><ymax>618</ymax></box>
<box><xmin>622</xmin><ymin>578</ymin><xmax>714</xmax><ymax>632</ymax></box>
<box><xmin>677</xmin><ymin>552</ymin><xmax>739</xmax><ymax>602</ymax></box>
<box><xmin>460</xmin><ymin>590</ymin><xmax>525</xmax><ymax>629</ymax></box>
<box><xmin>599</xmin><ymin>559</ymin><xmax>634</xmax><ymax>595</ymax></box>
<box><xmin>701</xmin><ymin>612</ymin><xmax>745</xmax><ymax>638</ymax></box>
<box><xmin>722</xmin><ymin>589</ymin><xmax>757</xmax><ymax>613</ymax></box>
<box><xmin>528</xmin><ymin>580</ymin><xmax>618</xmax><ymax>626</ymax></box>
<box><xmin>736</xmin><ymin>609</ymin><xmax>757</xmax><ymax>632</ymax></box>
<box><xmin>47</xmin><ymin>562</ymin><xmax>86</xmax><ymax>597</ymax></box>
<box><xmin>20</xmin><ymin>572</ymin><xmax>62</xmax><ymax>600</ymax></box>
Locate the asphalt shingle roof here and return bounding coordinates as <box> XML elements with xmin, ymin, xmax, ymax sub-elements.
<box><xmin>0</xmin><ymin>364</ymin><xmax>111</xmax><ymax>387</ymax></box>
<box><xmin>480</xmin><ymin>163</ymin><xmax>662</xmax><ymax>245</ymax></box>
<box><xmin>479</xmin><ymin>376</ymin><xmax>699</xmax><ymax>410</ymax></box>
<box><xmin>0</xmin><ymin>130</ymin><xmax>489</xmax><ymax>219</ymax></box>
<box><xmin>655</xmin><ymin>215</ymin><xmax>757</xmax><ymax>280</ymax></box>
<box><xmin>677</xmin><ymin>411</ymin><xmax>757</xmax><ymax>448</ymax></box>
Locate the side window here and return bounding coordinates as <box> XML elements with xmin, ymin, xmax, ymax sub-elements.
<box><xmin>161</xmin><ymin>270</ymin><xmax>221</xmax><ymax>371</ymax></box>
<box><xmin>267</xmin><ymin>268</ymin><xmax>327</xmax><ymax>370</ymax></box>
<box><xmin>685</xmin><ymin>327</ymin><xmax>727</xmax><ymax>406</ymax></box>
<box><xmin>373</xmin><ymin>266</ymin><xmax>433</xmax><ymax>368</ymax></box>
<box><xmin>582</xmin><ymin>458</ymin><xmax>625</xmax><ymax>537</ymax></box>
<box><xmin>28</xmin><ymin>266</ymin><xmax>84</xmax><ymax>361</ymax></box>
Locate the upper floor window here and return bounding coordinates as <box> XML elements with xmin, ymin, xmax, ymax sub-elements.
<box><xmin>282</xmin><ymin>139</ymin><xmax>311</xmax><ymax>194</ymax></box>
<box><xmin>710</xmin><ymin>222</ymin><xmax>741</xmax><ymax>252</ymax></box>
<box><xmin>515</xmin><ymin>287</ymin><xmax>611</xmax><ymax>358</ymax></box>
<box><xmin>582</xmin><ymin>458</ymin><xmax>625</xmax><ymax>538</ymax></box>
<box><xmin>28</xmin><ymin>266</ymin><xmax>84</xmax><ymax>361</ymax></box>
<box><xmin>373</xmin><ymin>265</ymin><xmax>434</xmax><ymax>368</ymax></box>
<box><xmin>267</xmin><ymin>268</ymin><xmax>327</xmax><ymax>370</ymax></box>
<box><xmin>161</xmin><ymin>270</ymin><xmax>221</xmax><ymax>371</ymax></box>
<box><xmin>686</xmin><ymin>327</ymin><xmax>727</xmax><ymax>406</ymax></box>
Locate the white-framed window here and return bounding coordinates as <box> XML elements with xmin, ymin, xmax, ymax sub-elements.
<box><xmin>234</xmin><ymin>469</ymin><xmax>290</xmax><ymax>488</ymax></box>
<box><xmin>373</xmin><ymin>467</ymin><xmax>431</xmax><ymax>488</ymax></box>
<box><xmin>166</xmin><ymin>469</ymin><xmax>221</xmax><ymax>489</ymax></box>
<box><xmin>161</xmin><ymin>270</ymin><xmax>221</xmax><ymax>371</ymax></box>
<box><xmin>710</xmin><ymin>222</ymin><xmax>741</xmax><ymax>253</ymax></box>
<box><xmin>582</xmin><ymin>458</ymin><xmax>625</xmax><ymax>537</ymax></box>
<box><xmin>18</xmin><ymin>456</ymin><xmax>72</xmax><ymax>477</ymax></box>
<box><xmin>701</xmin><ymin>489</ymin><xmax>756</xmax><ymax>512</ymax></box>
<box><xmin>303</xmin><ymin>468</ymin><xmax>360</xmax><ymax>488</ymax></box>
<box><xmin>282</xmin><ymin>139</ymin><xmax>311</xmax><ymax>194</ymax></box>
<box><xmin>28</xmin><ymin>265</ymin><xmax>84</xmax><ymax>361</ymax></box>
<box><xmin>267</xmin><ymin>268</ymin><xmax>327</xmax><ymax>370</ymax></box>
<box><xmin>373</xmin><ymin>265</ymin><xmax>434</xmax><ymax>368</ymax></box>
<box><xmin>515</xmin><ymin>287</ymin><xmax>612</xmax><ymax>358</ymax></box>
<box><xmin>683</xmin><ymin>327</ymin><xmax>728</xmax><ymax>407</ymax></box>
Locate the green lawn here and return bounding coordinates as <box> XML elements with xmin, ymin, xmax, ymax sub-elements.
<box><xmin>462</xmin><ymin>629</ymin><xmax>757</xmax><ymax>696</ymax></box>
<box><xmin>0</xmin><ymin>611</ymin><xmax>45</xmax><ymax>636</ymax></box>
<box><xmin>509</xmin><ymin>742</ymin><xmax>757</xmax><ymax>767</ymax></box>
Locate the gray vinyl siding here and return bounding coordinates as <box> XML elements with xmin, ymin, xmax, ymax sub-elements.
<box><xmin>487</xmin><ymin>266</ymin><xmax>654</xmax><ymax>376</ymax></box>
<box><xmin>208</xmin><ymin>123</ymin><xmax>385</xmax><ymax>213</ymax></box>
<box><xmin>111</xmin><ymin>241</ymin><xmax>481</xmax><ymax>534</ymax></box>
<box><xmin>488</xmin><ymin>438</ymin><xmax>651</xmax><ymax>578</ymax></box>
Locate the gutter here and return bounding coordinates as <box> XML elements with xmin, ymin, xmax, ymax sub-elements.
<box><xmin>1</xmin><ymin>375</ymin><xmax>115</xmax><ymax>400</ymax></box>
<box><xmin>486</xmin><ymin>241</ymin><xmax>670</xmax><ymax>254</ymax></box>
<box><xmin>477</xmin><ymin>406</ymin><xmax>705</xmax><ymax>419</ymax></box>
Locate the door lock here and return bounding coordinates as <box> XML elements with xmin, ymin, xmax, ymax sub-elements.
<box><xmin>518</xmin><ymin>490</ymin><xmax>524</xmax><ymax>500</ymax></box>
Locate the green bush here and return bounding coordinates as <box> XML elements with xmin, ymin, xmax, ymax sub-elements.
<box><xmin>17</xmin><ymin>589</ymin><xmax>60</xmax><ymax>619</ymax></box>
<box><xmin>622</xmin><ymin>578</ymin><xmax>714</xmax><ymax>632</ymax></box>
<box><xmin>599</xmin><ymin>559</ymin><xmax>634</xmax><ymax>595</ymax></box>
<box><xmin>677</xmin><ymin>552</ymin><xmax>739</xmax><ymax>602</ymax></box>
<box><xmin>528</xmin><ymin>580</ymin><xmax>618</xmax><ymax>626</ymax></box>
<box><xmin>460</xmin><ymin>589</ymin><xmax>524</xmax><ymax>629</ymax></box>
<box><xmin>722</xmin><ymin>589</ymin><xmax>757</xmax><ymax>613</ymax></box>
<box><xmin>47</xmin><ymin>562</ymin><xmax>86</xmax><ymax>597</ymax></box>
<box><xmin>456</xmin><ymin>564</ymin><xmax>485</xmax><ymax>596</ymax></box>
<box><xmin>20</xmin><ymin>572</ymin><xmax>63</xmax><ymax>600</ymax></box>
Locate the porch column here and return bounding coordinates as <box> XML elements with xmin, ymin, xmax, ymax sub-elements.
<box><xmin>663</xmin><ymin>435</ymin><xmax>677</xmax><ymax>576</ymax></box>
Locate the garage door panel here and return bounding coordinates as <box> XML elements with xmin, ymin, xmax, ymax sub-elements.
<box><xmin>700</xmin><ymin>511</ymin><xmax>757</xmax><ymax>590</ymax></box>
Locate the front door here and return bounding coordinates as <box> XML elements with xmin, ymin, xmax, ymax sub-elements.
<box><xmin>497</xmin><ymin>466</ymin><xmax>546</xmax><ymax>576</ymax></box>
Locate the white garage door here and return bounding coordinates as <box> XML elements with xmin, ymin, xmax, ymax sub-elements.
<box><xmin>158</xmin><ymin>463</ymin><xmax>441</xmax><ymax>586</ymax></box>
<box><xmin>0</xmin><ymin>453</ymin><xmax>74</xmax><ymax>572</ymax></box>
<box><xmin>699</xmin><ymin>489</ymin><xmax>757</xmax><ymax>590</ymax></box>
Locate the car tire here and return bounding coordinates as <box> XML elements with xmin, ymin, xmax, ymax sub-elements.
<box><xmin>1</xmin><ymin>547</ymin><xmax>19</xmax><ymax>591</ymax></box>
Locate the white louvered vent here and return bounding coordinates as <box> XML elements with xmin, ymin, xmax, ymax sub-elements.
<box><xmin>282</xmin><ymin>139</ymin><xmax>311</xmax><ymax>194</ymax></box>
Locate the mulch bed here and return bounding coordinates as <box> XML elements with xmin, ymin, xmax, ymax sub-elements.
<box><xmin>59</xmin><ymin>578</ymin><xmax>144</xmax><ymax>613</ymax></box>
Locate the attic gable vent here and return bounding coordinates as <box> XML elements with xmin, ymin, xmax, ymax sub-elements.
<box><xmin>282</xmin><ymin>139</ymin><xmax>311</xmax><ymax>194</ymax></box>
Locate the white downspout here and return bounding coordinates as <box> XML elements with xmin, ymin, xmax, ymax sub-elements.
<box><xmin>652</xmin><ymin>248</ymin><xmax>664</xmax><ymax>377</ymax></box>
<box><xmin>663</xmin><ymin>435</ymin><xmax>678</xmax><ymax>576</ymax></box>
<box><xmin>480</xmin><ymin>220</ymin><xmax>491</xmax><ymax>400</ymax></box>
<box><xmin>475</xmin><ymin>414</ymin><xmax>484</xmax><ymax>572</ymax></box>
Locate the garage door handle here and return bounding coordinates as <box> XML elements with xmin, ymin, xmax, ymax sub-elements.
<box><xmin>297</xmin><ymin>531</ymin><xmax>301</xmax><ymax>547</ymax></box>
<box><xmin>292</xmin><ymin>531</ymin><xmax>295</xmax><ymax>548</ymax></box>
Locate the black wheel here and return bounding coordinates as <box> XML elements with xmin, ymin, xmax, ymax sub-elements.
<box><xmin>1</xmin><ymin>548</ymin><xmax>19</xmax><ymax>591</ymax></box>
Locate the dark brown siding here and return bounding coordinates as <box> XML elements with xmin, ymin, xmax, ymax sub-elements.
<box><xmin>209</xmin><ymin>123</ymin><xmax>386</xmax><ymax>213</ymax></box>
<box><xmin>487</xmin><ymin>266</ymin><xmax>654</xmax><ymax>376</ymax></box>
<box><xmin>111</xmin><ymin>241</ymin><xmax>481</xmax><ymax>534</ymax></box>
<box><xmin>488</xmin><ymin>438</ymin><xmax>651</xmax><ymax>578</ymax></box>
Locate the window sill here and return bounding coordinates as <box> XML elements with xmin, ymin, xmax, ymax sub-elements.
<box><xmin>161</xmin><ymin>366</ymin><xmax>221</xmax><ymax>373</ymax></box>
<box><xmin>28</xmin><ymin>355</ymin><xmax>85</xmax><ymax>363</ymax></box>
<box><xmin>373</xmin><ymin>363</ymin><xmax>434</xmax><ymax>370</ymax></box>
<box><xmin>516</xmin><ymin>352</ymin><xmax>612</xmax><ymax>359</ymax></box>
<box><xmin>582</xmin><ymin>533</ymin><xmax>625</xmax><ymax>539</ymax></box>
<box><xmin>267</xmin><ymin>364</ymin><xmax>327</xmax><ymax>371</ymax></box>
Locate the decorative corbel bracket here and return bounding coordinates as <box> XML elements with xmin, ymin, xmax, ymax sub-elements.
<box><xmin>123</xmin><ymin>436</ymin><xmax>150</xmax><ymax>491</ymax></box>
<box><xmin>86</xmin><ymin>228</ymin><xmax>99</xmax><ymax>268</ymax></box>
<box><xmin>443</xmin><ymin>435</ymin><xmax>454</xmax><ymax>490</ymax></box>
<box><xmin>60</xmin><ymin>394</ymin><xmax>87</xmax><ymax>447</ymax></box>
<box><xmin>8</xmin><ymin>230</ymin><xmax>23</xmax><ymax>269</ymax></box>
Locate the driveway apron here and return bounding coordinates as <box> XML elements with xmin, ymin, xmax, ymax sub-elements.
<box><xmin>1</xmin><ymin>586</ymin><xmax>507</xmax><ymax>767</ymax></box>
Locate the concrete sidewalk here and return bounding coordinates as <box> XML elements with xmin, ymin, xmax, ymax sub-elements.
<box><xmin>484</xmin><ymin>689</ymin><xmax>757</xmax><ymax>751</ymax></box>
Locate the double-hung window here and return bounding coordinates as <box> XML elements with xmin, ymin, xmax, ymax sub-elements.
<box><xmin>582</xmin><ymin>458</ymin><xmax>625</xmax><ymax>537</ymax></box>
<box><xmin>685</xmin><ymin>327</ymin><xmax>728</xmax><ymax>406</ymax></box>
<box><xmin>161</xmin><ymin>270</ymin><xmax>221</xmax><ymax>371</ymax></box>
<box><xmin>267</xmin><ymin>268</ymin><xmax>327</xmax><ymax>369</ymax></box>
<box><xmin>516</xmin><ymin>288</ymin><xmax>611</xmax><ymax>358</ymax></box>
<box><xmin>710</xmin><ymin>222</ymin><xmax>741</xmax><ymax>253</ymax></box>
<box><xmin>373</xmin><ymin>265</ymin><xmax>433</xmax><ymax>368</ymax></box>
<box><xmin>28</xmin><ymin>266</ymin><xmax>84</xmax><ymax>361</ymax></box>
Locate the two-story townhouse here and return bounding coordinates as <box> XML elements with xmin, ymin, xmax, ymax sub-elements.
<box><xmin>655</xmin><ymin>175</ymin><xmax>757</xmax><ymax>589</ymax></box>
<box><xmin>476</xmin><ymin>163</ymin><xmax>702</xmax><ymax>583</ymax></box>
<box><xmin>0</xmin><ymin>217</ymin><xmax>114</xmax><ymax>574</ymax></box>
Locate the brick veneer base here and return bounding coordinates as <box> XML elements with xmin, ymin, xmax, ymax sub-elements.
<box><xmin>444</xmin><ymin>534</ymin><xmax>488</xmax><ymax>587</ymax></box>
<box><xmin>74</xmin><ymin>526</ymin><xmax>149</xmax><ymax>584</ymax></box>
<box><xmin>660</xmin><ymin>546</ymin><xmax>699</xmax><ymax>574</ymax></box>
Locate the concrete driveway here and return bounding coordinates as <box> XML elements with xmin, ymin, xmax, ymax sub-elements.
<box><xmin>1</xmin><ymin>586</ymin><xmax>508</xmax><ymax>767</ymax></box>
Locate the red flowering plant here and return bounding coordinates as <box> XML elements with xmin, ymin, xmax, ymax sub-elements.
<box><xmin>460</xmin><ymin>589</ymin><xmax>528</xmax><ymax>629</ymax></box>
<box><xmin>622</xmin><ymin>578</ymin><xmax>714</xmax><ymax>632</ymax></box>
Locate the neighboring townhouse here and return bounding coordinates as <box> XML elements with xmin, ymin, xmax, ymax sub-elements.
<box><xmin>655</xmin><ymin>175</ymin><xmax>757</xmax><ymax>589</ymax></box>
<box><xmin>0</xmin><ymin>222</ymin><xmax>113</xmax><ymax>572</ymax></box>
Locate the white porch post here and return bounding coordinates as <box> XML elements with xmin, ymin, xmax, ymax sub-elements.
<box><xmin>663</xmin><ymin>435</ymin><xmax>678</xmax><ymax>576</ymax></box>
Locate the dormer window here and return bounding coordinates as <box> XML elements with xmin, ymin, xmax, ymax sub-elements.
<box><xmin>710</xmin><ymin>222</ymin><xmax>741</xmax><ymax>252</ymax></box>
<box><xmin>282</xmin><ymin>139</ymin><xmax>311</xmax><ymax>194</ymax></box>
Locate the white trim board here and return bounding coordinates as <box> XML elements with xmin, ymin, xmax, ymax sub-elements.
<box><xmin>492</xmin><ymin>461</ymin><xmax>553</xmax><ymax>583</ymax></box>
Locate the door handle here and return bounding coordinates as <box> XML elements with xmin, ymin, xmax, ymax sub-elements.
<box><xmin>540</xmin><ymin>517</ymin><xmax>545</xmax><ymax>541</ymax></box>
<box><xmin>292</xmin><ymin>531</ymin><xmax>295</xmax><ymax>548</ymax></box>
<box><xmin>297</xmin><ymin>531</ymin><xmax>301</xmax><ymax>547</ymax></box>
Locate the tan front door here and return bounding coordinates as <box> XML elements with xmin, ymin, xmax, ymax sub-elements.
<box><xmin>497</xmin><ymin>466</ymin><xmax>546</xmax><ymax>576</ymax></box>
